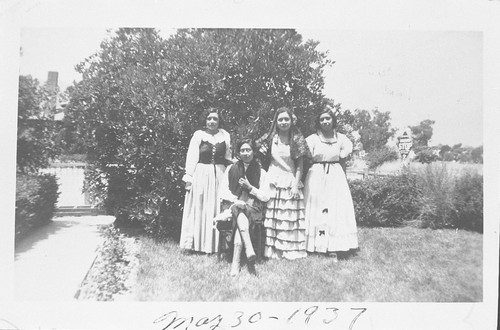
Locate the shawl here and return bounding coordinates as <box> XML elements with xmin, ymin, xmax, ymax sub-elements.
<box><xmin>228</xmin><ymin>159</ymin><xmax>261</xmax><ymax>199</ymax></box>
<box><xmin>257</xmin><ymin>124</ymin><xmax>311</xmax><ymax>170</ymax></box>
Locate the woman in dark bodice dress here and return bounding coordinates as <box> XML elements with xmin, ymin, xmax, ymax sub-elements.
<box><xmin>180</xmin><ymin>108</ymin><xmax>231</xmax><ymax>253</ymax></box>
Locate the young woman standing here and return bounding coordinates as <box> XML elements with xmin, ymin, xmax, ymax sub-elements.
<box><xmin>257</xmin><ymin>107</ymin><xmax>310</xmax><ymax>260</ymax></box>
<box><xmin>303</xmin><ymin>107</ymin><xmax>358</xmax><ymax>260</ymax></box>
<box><xmin>180</xmin><ymin>108</ymin><xmax>231</xmax><ymax>253</ymax></box>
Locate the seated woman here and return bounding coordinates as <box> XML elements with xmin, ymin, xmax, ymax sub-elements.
<box><xmin>218</xmin><ymin>139</ymin><xmax>270</xmax><ymax>276</ymax></box>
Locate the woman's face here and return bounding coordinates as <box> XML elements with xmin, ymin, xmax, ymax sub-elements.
<box><xmin>206</xmin><ymin>112</ymin><xmax>220</xmax><ymax>132</ymax></box>
<box><xmin>319</xmin><ymin>112</ymin><xmax>334</xmax><ymax>132</ymax></box>
<box><xmin>239</xmin><ymin>143</ymin><xmax>254</xmax><ymax>164</ymax></box>
<box><xmin>276</xmin><ymin>112</ymin><xmax>291</xmax><ymax>133</ymax></box>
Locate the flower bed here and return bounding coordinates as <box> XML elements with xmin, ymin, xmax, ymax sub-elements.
<box><xmin>76</xmin><ymin>225</ymin><xmax>141</xmax><ymax>301</ymax></box>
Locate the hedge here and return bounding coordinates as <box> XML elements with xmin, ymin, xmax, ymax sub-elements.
<box><xmin>365</xmin><ymin>147</ymin><xmax>400</xmax><ymax>170</ymax></box>
<box><xmin>349</xmin><ymin>165</ymin><xmax>483</xmax><ymax>232</ymax></box>
<box><xmin>350</xmin><ymin>172</ymin><xmax>421</xmax><ymax>227</ymax></box>
<box><xmin>454</xmin><ymin>172</ymin><xmax>483</xmax><ymax>232</ymax></box>
<box><xmin>15</xmin><ymin>173</ymin><xmax>59</xmax><ymax>242</ymax></box>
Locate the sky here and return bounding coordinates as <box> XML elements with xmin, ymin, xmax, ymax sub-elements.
<box><xmin>19</xmin><ymin>28</ymin><xmax>483</xmax><ymax>147</ymax></box>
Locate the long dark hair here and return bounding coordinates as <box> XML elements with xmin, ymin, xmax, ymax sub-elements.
<box><xmin>258</xmin><ymin>107</ymin><xmax>294</xmax><ymax>148</ymax></box>
<box><xmin>256</xmin><ymin>107</ymin><xmax>310</xmax><ymax>170</ymax></box>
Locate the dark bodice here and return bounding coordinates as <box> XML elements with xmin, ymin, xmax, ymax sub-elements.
<box><xmin>199</xmin><ymin>140</ymin><xmax>227</xmax><ymax>165</ymax></box>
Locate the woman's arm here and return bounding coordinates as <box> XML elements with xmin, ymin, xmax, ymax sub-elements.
<box><xmin>182</xmin><ymin>131</ymin><xmax>201</xmax><ymax>188</ymax></box>
<box><xmin>290</xmin><ymin>156</ymin><xmax>303</xmax><ymax>198</ymax></box>
<box><xmin>305</xmin><ymin>134</ymin><xmax>316</xmax><ymax>156</ymax></box>
<box><xmin>294</xmin><ymin>156</ymin><xmax>303</xmax><ymax>185</ymax></box>
<box><xmin>247</xmin><ymin>169</ymin><xmax>270</xmax><ymax>202</ymax></box>
<box><xmin>222</xmin><ymin>129</ymin><xmax>232</xmax><ymax>163</ymax></box>
<box><xmin>339</xmin><ymin>133</ymin><xmax>353</xmax><ymax>158</ymax></box>
<box><xmin>219</xmin><ymin>165</ymin><xmax>237</xmax><ymax>204</ymax></box>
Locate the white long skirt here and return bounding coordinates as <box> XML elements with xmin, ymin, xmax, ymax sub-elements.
<box><xmin>179</xmin><ymin>163</ymin><xmax>225</xmax><ymax>253</ymax></box>
<box><xmin>304</xmin><ymin>163</ymin><xmax>358</xmax><ymax>253</ymax></box>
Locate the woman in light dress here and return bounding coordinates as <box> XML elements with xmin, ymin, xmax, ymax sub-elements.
<box><xmin>303</xmin><ymin>107</ymin><xmax>358</xmax><ymax>260</ymax></box>
<box><xmin>257</xmin><ymin>107</ymin><xmax>311</xmax><ymax>260</ymax></box>
<box><xmin>218</xmin><ymin>138</ymin><xmax>270</xmax><ymax>276</ymax></box>
<box><xmin>180</xmin><ymin>108</ymin><xmax>231</xmax><ymax>253</ymax></box>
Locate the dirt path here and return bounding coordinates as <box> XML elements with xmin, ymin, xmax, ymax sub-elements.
<box><xmin>14</xmin><ymin>215</ymin><xmax>115</xmax><ymax>301</ymax></box>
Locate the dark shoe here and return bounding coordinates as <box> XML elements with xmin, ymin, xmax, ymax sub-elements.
<box><xmin>247</xmin><ymin>259</ymin><xmax>257</xmax><ymax>276</ymax></box>
<box><xmin>247</xmin><ymin>254</ymin><xmax>256</xmax><ymax>264</ymax></box>
<box><xmin>247</xmin><ymin>254</ymin><xmax>257</xmax><ymax>276</ymax></box>
<box><xmin>327</xmin><ymin>252</ymin><xmax>338</xmax><ymax>262</ymax></box>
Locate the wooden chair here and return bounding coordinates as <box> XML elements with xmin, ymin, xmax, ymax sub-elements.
<box><xmin>215</xmin><ymin>217</ymin><xmax>265</xmax><ymax>263</ymax></box>
<box><xmin>216</xmin><ymin>220</ymin><xmax>233</xmax><ymax>261</ymax></box>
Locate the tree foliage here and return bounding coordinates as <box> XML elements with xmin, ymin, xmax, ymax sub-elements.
<box><xmin>437</xmin><ymin>143</ymin><xmax>482</xmax><ymax>163</ymax></box>
<box><xmin>17</xmin><ymin>75</ymin><xmax>61</xmax><ymax>173</ymax></box>
<box><xmin>66</xmin><ymin>28</ymin><xmax>333</xmax><ymax>235</ymax></box>
<box><xmin>365</xmin><ymin>146</ymin><xmax>400</xmax><ymax>169</ymax></box>
<box><xmin>349</xmin><ymin>109</ymin><xmax>396</xmax><ymax>152</ymax></box>
<box><xmin>414</xmin><ymin>147</ymin><xmax>439</xmax><ymax>164</ymax></box>
<box><xmin>470</xmin><ymin>145</ymin><xmax>483</xmax><ymax>164</ymax></box>
<box><xmin>410</xmin><ymin>119</ymin><xmax>435</xmax><ymax>147</ymax></box>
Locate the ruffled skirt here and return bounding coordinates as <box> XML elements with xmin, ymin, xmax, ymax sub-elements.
<box><xmin>264</xmin><ymin>183</ymin><xmax>307</xmax><ymax>260</ymax></box>
<box><xmin>180</xmin><ymin>163</ymin><xmax>225</xmax><ymax>253</ymax></box>
<box><xmin>304</xmin><ymin>163</ymin><xmax>358</xmax><ymax>253</ymax></box>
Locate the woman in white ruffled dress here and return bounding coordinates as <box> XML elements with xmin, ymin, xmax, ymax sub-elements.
<box><xmin>257</xmin><ymin>107</ymin><xmax>311</xmax><ymax>260</ymax></box>
<box><xmin>304</xmin><ymin>107</ymin><xmax>358</xmax><ymax>260</ymax></box>
<box><xmin>180</xmin><ymin>108</ymin><xmax>231</xmax><ymax>254</ymax></box>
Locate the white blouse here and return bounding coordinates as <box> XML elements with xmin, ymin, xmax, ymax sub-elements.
<box><xmin>306</xmin><ymin>131</ymin><xmax>353</xmax><ymax>162</ymax></box>
<box><xmin>219</xmin><ymin>164</ymin><xmax>270</xmax><ymax>204</ymax></box>
<box><xmin>182</xmin><ymin>129</ymin><xmax>232</xmax><ymax>183</ymax></box>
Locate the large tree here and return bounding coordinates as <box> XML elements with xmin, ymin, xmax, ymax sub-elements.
<box><xmin>470</xmin><ymin>145</ymin><xmax>483</xmax><ymax>164</ymax></box>
<box><xmin>350</xmin><ymin>109</ymin><xmax>396</xmax><ymax>152</ymax></box>
<box><xmin>66</xmin><ymin>28</ymin><xmax>333</xmax><ymax>235</ymax></box>
<box><xmin>17</xmin><ymin>75</ymin><xmax>60</xmax><ymax>173</ymax></box>
<box><xmin>410</xmin><ymin>119</ymin><xmax>435</xmax><ymax>147</ymax></box>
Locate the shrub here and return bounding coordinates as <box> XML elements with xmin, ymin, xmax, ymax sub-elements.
<box><xmin>56</xmin><ymin>153</ymin><xmax>87</xmax><ymax>163</ymax></box>
<box><xmin>67</xmin><ymin>28</ymin><xmax>333</xmax><ymax>238</ymax></box>
<box><xmin>414</xmin><ymin>163</ymin><xmax>483</xmax><ymax>232</ymax></box>
<box><xmin>453</xmin><ymin>172</ymin><xmax>483</xmax><ymax>232</ymax></box>
<box><xmin>349</xmin><ymin>164</ymin><xmax>483</xmax><ymax>233</ymax></box>
<box><xmin>350</xmin><ymin>171</ymin><xmax>421</xmax><ymax>227</ymax></box>
<box><xmin>414</xmin><ymin>147</ymin><xmax>439</xmax><ymax>164</ymax></box>
<box><xmin>365</xmin><ymin>147</ymin><xmax>400</xmax><ymax>170</ymax></box>
<box><xmin>414</xmin><ymin>163</ymin><xmax>456</xmax><ymax>229</ymax></box>
<box><xmin>15</xmin><ymin>173</ymin><xmax>59</xmax><ymax>242</ymax></box>
<box><xmin>17</xmin><ymin>75</ymin><xmax>61</xmax><ymax>174</ymax></box>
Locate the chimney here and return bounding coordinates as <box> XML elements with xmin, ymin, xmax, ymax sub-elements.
<box><xmin>47</xmin><ymin>71</ymin><xmax>58</xmax><ymax>91</ymax></box>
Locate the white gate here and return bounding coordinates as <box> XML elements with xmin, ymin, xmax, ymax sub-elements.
<box><xmin>41</xmin><ymin>163</ymin><xmax>89</xmax><ymax>207</ymax></box>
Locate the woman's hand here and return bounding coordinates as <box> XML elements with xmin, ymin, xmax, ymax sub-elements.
<box><xmin>290</xmin><ymin>182</ymin><xmax>300</xmax><ymax>199</ymax></box>
<box><xmin>239</xmin><ymin>178</ymin><xmax>252</xmax><ymax>190</ymax></box>
<box><xmin>231</xmin><ymin>199</ymin><xmax>246</xmax><ymax>212</ymax></box>
<box><xmin>233</xmin><ymin>199</ymin><xmax>246</xmax><ymax>207</ymax></box>
<box><xmin>185</xmin><ymin>182</ymin><xmax>192</xmax><ymax>191</ymax></box>
<box><xmin>258</xmin><ymin>143</ymin><xmax>268</xmax><ymax>155</ymax></box>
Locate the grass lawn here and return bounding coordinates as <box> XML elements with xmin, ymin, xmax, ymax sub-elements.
<box><xmin>131</xmin><ymin>227</ymin><xmax>482</xmax><ymax>302</ymax></box>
